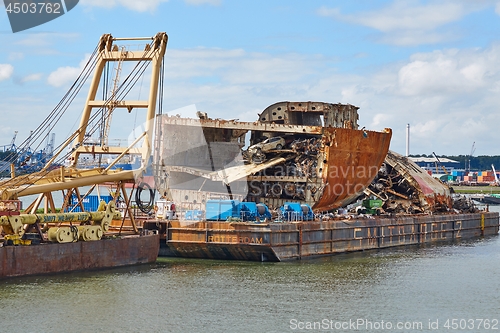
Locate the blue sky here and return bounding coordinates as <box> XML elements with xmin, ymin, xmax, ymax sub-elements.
<box><xmin>1</xmin><ymin>0</ymin><xmax>500</xmax><ymax>157</ymax></box>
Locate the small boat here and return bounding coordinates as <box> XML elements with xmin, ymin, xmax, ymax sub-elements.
<box><xmin>471</xmin><ymin>193</ymin><xmax>500</xmax><ymax>205</ymax></box>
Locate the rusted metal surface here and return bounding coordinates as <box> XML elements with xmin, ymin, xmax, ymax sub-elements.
<box><xmin>258</xmin><ymin>102</ymin><xmax>359</xmax><ymax>129</ymax></box>
<box><xmin>154</xmin><ymin>212</ymin><xmax>499</xmax><ymax>262</ymax></box>
<box><xmin>154</xmin><ymin>101</ymin><xmax>392</xmax><ymax>212</ymax></box>
<box><xmin>162</xmin><ymin>243</ymin><xmax>278</xmax><ymax>262</ymax></box>
<box><xmin>313</xmin><ymin>127</ymin><xmax>392</xmax><ymax>211</ymax></box>
<box><xmin>160</xmin><ymin>115</ymin><xmax>324</xmax><ymax>135</ymax></box>
<box><xmin>363</xmin><ymin>150</ymin><xmax>453</xmax><ymax>214</ymax></box>
<box><xmin>158</xmin><ymin>220</ymin><xmax>277</xmax><ymax>261</ymax></box>
<box><xmin>0</xmin><ymin>232</ymin><xmax>160</xmax><ymax>279</ymax></box>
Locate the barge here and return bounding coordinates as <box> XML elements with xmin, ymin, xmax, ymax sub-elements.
<box><xmin>155</xmin><ymin>212</ymin><xmax>498</xmax><ymax>261</ymax></box>
<box><xmin>0</xmin><ymin>232</ymin><xmax>159</xmax><ymax>278</ymax></box>
<box><xmin>144</xmin><ymin>101</ymin><xmax>499</xmax><ymax>261</ymax></box>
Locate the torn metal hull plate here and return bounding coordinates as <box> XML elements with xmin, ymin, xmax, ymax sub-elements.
<box><xmin>153</xmin><ymin>102</ymin><xmax>392</xmax><ymax>212</ymax></box>
<box><xmin>314</xmin><ymin>127</ymin><xmax>392</xmax><ymax>211</ymax></box>
<box><xmin>384</xmin><ymin>150</ymin><xmax>452</xmax><ymax>212</ymax></box>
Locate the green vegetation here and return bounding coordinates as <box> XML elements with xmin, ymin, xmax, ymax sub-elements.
<box><xmin>0</xmin><ymin>150</ymin><xmax>17</xmax><ymax>161</ymax></box>
<box><xmin>451</xmin><ymin>185</ymin><xmax>500</xmax><ymax>194</ymax></box>
<box><xmin>410</xmin><ymin>154</ymin><xmax>500</xmax><ymax>171</ymax></box>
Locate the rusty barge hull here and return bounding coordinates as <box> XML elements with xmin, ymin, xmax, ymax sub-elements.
<box><xmin>155</xmin><ymin>212</ymin><xmax>499</xmax><ymax>261</ymax></box>
<box><xmin>0</xmin><ymin>233</ymin><xmax>160</xmax><ymax>279</ymax></box>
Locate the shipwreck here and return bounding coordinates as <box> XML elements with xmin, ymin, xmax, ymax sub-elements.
<box><xmin>147</xmin><ymin>101</ymin><xmax>497</xmax><ymax>261</ymax></box>
<box><xmin>154</xmin><ymin>101</ymin><xmax>392</xmax><ymax>213</ymax></box>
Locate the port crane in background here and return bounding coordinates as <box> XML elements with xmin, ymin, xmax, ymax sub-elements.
<box><xmin>0</xmin><ymin>33</ymin><xmax>168</xmax><ymax>233</ymax></box>
<box><xmin>492</xmin><ymin>164</ymin><xmax>500</xmax><ymax>186</ymax></box>
<box><xmin>0</xmin><ymin>131</ymin><xmax>18</xmax><ymax>152</ymax></box>
<box><xmin>467</xmin><ymin>142</ymin><xmax>476</xmax><ymax>172</ymax></box>
<box><xmin>432</xmin><ymin>152</ymin><xmax>449</xmax><ymax>175</ymax></box>
<box><xmin>8</xmin><ymin>131</ymin><xmax>17</xmax><ymax>152</ymax></box>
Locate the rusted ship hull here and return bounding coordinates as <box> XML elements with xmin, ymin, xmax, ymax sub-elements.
<box><xmin>0</xmin><ymin>233</ymin><xmax>160</xmax><ymax>279</ymax></box>
<box><xmin>314</xmin><ymin>127</ymin><xmax>391</xmax><ymax>211</ymax></box>
<box><xmin>154</xmin><ymin>212</ymin><xmax>499</xmax><ymax>261</ymax></box>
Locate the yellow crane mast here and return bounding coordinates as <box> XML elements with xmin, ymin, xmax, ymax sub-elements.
<box><xmin>0</xmin><ymin>32</ymin><xmax>168</xmax><ymax>233</ymax></box>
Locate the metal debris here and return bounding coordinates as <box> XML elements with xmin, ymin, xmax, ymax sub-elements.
<box><xmin>348</xmin><ymin>150</ymin><xmax>478</xmax><ymax>215</ymax></box>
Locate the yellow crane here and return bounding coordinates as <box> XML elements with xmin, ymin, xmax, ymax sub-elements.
<box><xmin>432</xmin><ymin>152</ymin><xmax>449</xmax><ymax>175</ymax></box>
<box><xmin>0</xmin><ymin>32</ymin><xmax>168</xmax><ymax>233</ymax></box>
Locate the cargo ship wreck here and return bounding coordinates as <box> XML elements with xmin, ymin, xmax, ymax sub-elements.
<box><xmin>144</xmin><ymin>101</ymin><xmax>499</xmax><ymax>261</ymax></box>
<box><xmin>0</xmin><ymin>33</ymin><xmax>169</xmax><ymax>278</ymax></box>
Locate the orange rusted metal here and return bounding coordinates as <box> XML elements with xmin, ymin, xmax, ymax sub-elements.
<box><xmin>152</xmin><ymin>212</ymin><xmax>499</xmax><ymax>262</ymax></box>
<box><xmin>313</xmin><ymin>127</ymin><xmax>392</xmax><ymax>211</ymax></box>
<box><xmin>383</xmin><ymin>150</ymin><xmax>453</xmax><ymax>212</ymax></box>
<box><xmin>0</xmin><ymin>233</ymin><xmax>159</xmax><ymax>279</ymax></box>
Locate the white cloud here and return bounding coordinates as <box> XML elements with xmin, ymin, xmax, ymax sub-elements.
<box><xmin>80</xmin><ymin>0</ymin><xmax>221</xmax><ymax>10</ymax></box>
<box><xmin>166</xmin><ymin>48</ymin><xmax>323</xmax><ymax>85</ymax></box>
<box><xmin>350</xmin><ymin>43</ymin><xmax>500</xmax><ymax>155</ymax></box>
<box><xmin>8</xmin><ymin>52</ymin><xmax>24</xmax><ymax>61</ymax></box>
<box><xmin>80</xmin><ymin>0</ymin><xmax>168</xmax><ymax>11</ymax></box>
<box><xmin>22</xmin><ymin>73</ymin><xmax>43</xmax><ymax>83</ymax></box>
<box><xmin>184</xmin><ymin>0</ymin><xmax>221</xmax><ymax>5</ymax></box>
<box><xmin>348</xmin><ymin>2</ymin><xmax>464</xmax><ymax>32</ymax></box>
<box><xmin>318</xmin><ymin>1</ymin><xmax>486</xmax><ymax>46</ymax></box>
<box><xmin>397</xmin><ymin>47</ymin><xmax>498</xmax><ymax>96</ymax></box>
<box><xmin>0</xmin><ymin>64</ymin><xmax>14</xmax><ymax>81</ymax></box>
<box><xmin>15</xmin><ymin>33</ymin><xmax>80</xmax><ymax>48</ymax></box>
<box><xmin>47</xmin><ymin>54</ymin><xmax>90</xmax><ymax>87</ymax></box>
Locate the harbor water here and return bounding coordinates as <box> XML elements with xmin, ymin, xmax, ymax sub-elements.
<box><xmin>1</xmin><ymin>206</ymin><xmax>499</xmax><ymax>332</ymax></box>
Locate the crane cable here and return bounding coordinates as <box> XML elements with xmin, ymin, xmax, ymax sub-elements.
<box><xmin>5</xmin><ymin>39</ymin><xmax>157</xmax><ymax>195</ymax></box>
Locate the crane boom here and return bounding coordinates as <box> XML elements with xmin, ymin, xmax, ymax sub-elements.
<box><xmin>9</xmin><ymin>131</ymin><xmax>17</xmax><ymax>151</ymax></box>
<box><xmin>432</xmin><ymin>152</ymin><xmax>449</xmax><ymax>175</ymax></box>
<box><xmin>492</xmin><ymin>164</ymin><xmax>499</xmax><ymax>185</ymax></box>
<box><xmin>0</xmin><ymin>33</ymin><xmax>168</xmax><ymax>205</ymax></box>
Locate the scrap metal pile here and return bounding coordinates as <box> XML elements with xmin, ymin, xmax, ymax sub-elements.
<box><xmin>355</xmin><ymin>151</ymin><xmax>478</xmax><ymax>215</ymax></box>
<box><xmin>245</xmin><ymin>136</ymin><xmax>321</xmax><ymax>201</ymax></box>
<box><xmin>288</xmin><ymin>137</ymin><xmax>321</xmax><ymax>179</ymax></box>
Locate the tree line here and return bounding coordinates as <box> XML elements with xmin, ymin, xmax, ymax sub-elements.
<box><xmin>410</xmin><ymin>154</ymin><xmax>500</xmax><ymax>172</ymax></box>
<box><xmin>0</xmin><ymin>151</ymin><xmax>17</xmax><ymax>161</ymax></box>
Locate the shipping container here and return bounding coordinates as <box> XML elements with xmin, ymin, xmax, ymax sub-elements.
<box><xmin>68</xmin><ymin>195</ymin><xmax>114</xmax><ymax>212</ymax></box>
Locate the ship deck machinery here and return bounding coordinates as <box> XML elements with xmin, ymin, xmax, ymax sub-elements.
<box><xmin>0</xmin><ymin>33</ymin><xmax>168</xmax><ymax>278</ymax></box>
